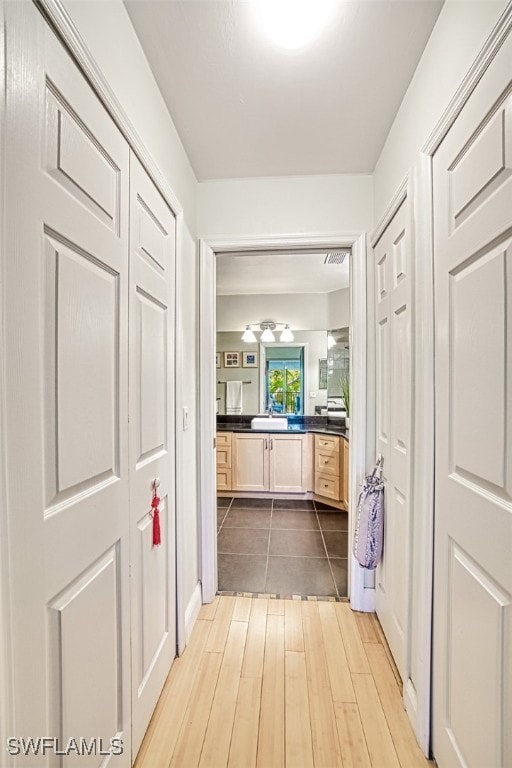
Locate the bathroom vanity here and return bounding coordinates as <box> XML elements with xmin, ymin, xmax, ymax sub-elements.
<box><xmin>216</xmin><ymin>416</ymin><xmax>349</xmax><ymax>509</ymax></box>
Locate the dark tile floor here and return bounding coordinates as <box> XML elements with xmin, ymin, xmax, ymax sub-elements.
<box><xmin>217</xmin><ymin>497</ymin><xmax>348</xmax><ymax>598</ymax></box>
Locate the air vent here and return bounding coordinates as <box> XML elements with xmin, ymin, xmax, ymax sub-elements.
<box><xmin>324</xmin><ymin>250</ymin><xmax>350</xmax><ymax>265</ymax></box>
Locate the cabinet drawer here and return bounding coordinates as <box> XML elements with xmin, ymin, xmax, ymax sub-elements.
<box><xmin>216</xmin><ymin>446</ymin><xmax>232</xmax><ymax>468</ymax></box>
<box><xmin>216</xmin><ymin>468</ymin><xmax>232</xmax><ymax>492</ymax></box>
<box><xmin>315</xmin><ymin>472</ymin><xmax>340</xmax><ymax>501</ymax></box>
<box><xmin>314</xmin><ymin>434</ymin><xmax>340</xmax><ymax>454</ymax></box>
<box><xmin>316</xmin><ymin>450</ymin><xmax>340</xmax><ymax>477</ymax></box>
<box><xmin>216</xmin><ymin>432</ymin><xmax>232</xmax><ymax>446</ymax></box>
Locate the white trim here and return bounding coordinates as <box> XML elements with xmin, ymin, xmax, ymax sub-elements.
<box><xmin>199</xmin><ymin>232</ymin><xmax>371</xmax><ymax>611</ymax></box>
<box><xmin>422</xmin><ymin>2</ymin><xmax>512</xmax><ymax>155</ymax></box>
<box><xmin>0</xmin><ymin>0</ymin><xmax>15</xmax><ymax>748</ymax></box>
<box><xmin>404</xmin><ymin>154</ymin><xmax>435</xmax><ymax>757</ymax></box>
<box><xmin>35</xmin><ymin>0</ymin><xmax>184</xmax><ymax>219</ymax></box>
<box><xmin>184</xmin><ymin>582</ymin><xmax>203</xmax><ymax>645</ymax></box>
<box><xmin>370</xmin><ymin>175</ymin><xmax>408</xmax><ymax>248</ymax></box>
<box><xmin>174</xmin><ymin>212</ymin><xmax>187</xmax><ymax>655</ymax></box>
<box><xmin>347</xmin><ymin>234</ymin><xmax>374</xmax><ymax>612</ymax></box>
<box><xmin>199</xmin><ymin>241</ymin><xmax>217</xmax><ymax>603</ymax></box>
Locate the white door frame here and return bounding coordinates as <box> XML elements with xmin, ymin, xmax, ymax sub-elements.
<box><xmin>199</xmin><ymin>232</ymin><xmax>374</xmax><ymax>611</ymax></box>
<box><xmin>0</xmin><ymin>0</ymin><xmax>15</xmax><ymax>750</ymax></box>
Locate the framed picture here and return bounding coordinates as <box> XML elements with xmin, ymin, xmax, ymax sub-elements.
<box><xmin>242</xmin><ymin>351</ymin><xmax>258</xmax><ymax>368</ymax></box>
<box><xmin>215</xmin><ymin>353</ymin><xmax>221</xmax><ymax>368</ymax></box>
<box><xmin>224</xmin><ymin>351</ymin><xmax>240</xmax><ymax>368</ymax></box>
<box><xmin>318</xmin><ymin>358</ymin><xmax>328</xmax><ymax>389</ymax></box>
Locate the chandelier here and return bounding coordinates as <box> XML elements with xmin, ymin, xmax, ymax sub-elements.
<box><xmin>241</xmin><ymin>321</ymin><xmax>294</xmax><ymax>343</ymax></box>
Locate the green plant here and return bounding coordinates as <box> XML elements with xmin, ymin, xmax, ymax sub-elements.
<box><xmin>340</xmin><ymin>374</ymin><xmax>350</xmax><ymax>417</ymax></box>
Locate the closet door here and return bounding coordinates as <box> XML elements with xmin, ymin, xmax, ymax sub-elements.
<box><xmin>4</xmin><ymin>4</ymin><xmax>131</xmax><ymax>765</ymax></box>
<box><xmin>432</xmin><ymin>31</ymin><xmax>512</xmax><ymax>768</ymax></box>
<box><xmin>373</xmin><ymin>195</ymin><xmax>413</xmax><ymax>680</ymax></box>
<box><xmin>129</xmin><ymin>153</ymin><xmax>177</xmax><ymax>756</ymax></box>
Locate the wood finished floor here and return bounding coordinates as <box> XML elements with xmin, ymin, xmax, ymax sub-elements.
<box><xmin>135</xmin><ymin>596</ymin><xmax>433</xmax><ymax>768</ymax></box>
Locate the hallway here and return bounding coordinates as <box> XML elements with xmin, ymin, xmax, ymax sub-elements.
<box><xmin>135</xmin><ymin>595</ymin><xmax>432</xmax><ymax>768</ymax></box>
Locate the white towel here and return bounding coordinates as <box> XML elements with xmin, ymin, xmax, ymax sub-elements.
<box><xmin>226</xmin><ymin>381</ymin><xmax>243</xmax><ymax>414</ymax></box>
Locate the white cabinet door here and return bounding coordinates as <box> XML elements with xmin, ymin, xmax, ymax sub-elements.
<box><xmin>129</xmin><ymin>153</ymin><xmax>176</xmax><ymax>756</ymax></box>
<box><xmin>233</xmin><ymin>434</ymin><xmax>269</xmax><ymax>491</ymax></box>
<box><xmin>432</xmin><ymin>32</ymin><xmax>512</xmax><ymax>768</ymax></box>
<box><xmin>4</xmin><ymin>5</ymin><xmax>131</xmax><ymax>763</ymax></box>
<box><xmin>373</xmin><ymin>195</ymin><xmax>412</xmax><ymax>680</ymax></box>
<box><xmin>269</xmin><ymin>434</ymin><xmax>305</xmax><ymax>493</ymax></box>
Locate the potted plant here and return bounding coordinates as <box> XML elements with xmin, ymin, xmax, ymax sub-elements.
<box><xmin>340</xmin><ymin>374</ymin><xmax>350</xmax><ymax>429</ymax></box>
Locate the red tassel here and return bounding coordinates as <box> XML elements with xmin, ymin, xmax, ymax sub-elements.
<box><xmin>151</xmin><ymin>493</ymin><xmax>161</xmax><ymax>547</ymax></box>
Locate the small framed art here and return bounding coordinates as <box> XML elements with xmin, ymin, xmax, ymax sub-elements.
<box><xmin>224</xmin><ymin>351</ymin><xmax>240</xmax><ymax>368</ymax></box>
<box><xmin>243</xmin><ymin>351</ymin><xmax>258</xmax><ymax>368</ymax></box>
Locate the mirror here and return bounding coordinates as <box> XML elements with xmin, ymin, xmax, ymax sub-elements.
<box><xmin>216</xmin><ymin>330</ymin><xmax>328</xmax><ymax>415</ymax></box>
<box><xmin>326</xmin><ymin>327</ymin><xmax>349</xmax><ymax>416</ymax></box>
<box><xmin>215</xmin><ymin>250</ymin><xmax>350</xmax><ymax>417</ymax></box>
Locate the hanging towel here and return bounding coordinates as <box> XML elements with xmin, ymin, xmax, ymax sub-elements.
<box><xmin>226</xmin><ymin>381</ymin><xmax>243</xmax><ymax>415</ymax></box>
<box><xmin>353</xmin><ymin>457</ymin><xmax>384</xmax><ymax>569</ymax></box>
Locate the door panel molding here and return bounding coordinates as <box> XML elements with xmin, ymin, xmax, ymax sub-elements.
<box><xmin>432</xmin><ymin>29</ymin><xmax>512</xmax><ymax>767</ymax></box>
<box><xmin>35</xmin><ymin>0</ymin><xmax>183</xmax><ymax>220</ymax></box>
<box><xmin>422</xmin><ymin>3</ymin><xmax>512</xmax><ymax>156</ymax></box>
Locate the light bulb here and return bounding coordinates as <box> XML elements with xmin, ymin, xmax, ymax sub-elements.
<box><xmin>242</xmin><ymin>326</ymin><xmax>257</xmax><ymax>343</ymax></box>
<box><xmin>261</xmin><ymin>327</ymin><xmax>275</xmax><ymax>342</ymax></box>
<box><xmin>327</xmin><ymin>333</ymin><xmax>336</xmax><ymax>349</ymax></box>
<box><xmin>279</xmin><ymin>325</ymin><xmax>294</xmax><ymax>342</ymax></box>
<box><xmin>256</xmin><ymin>0</ymin><xmax>336</xmax><ymax>51</ymax></box>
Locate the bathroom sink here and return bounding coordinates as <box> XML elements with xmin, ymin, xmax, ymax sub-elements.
<box><xmin>251</xmin><ymin>416</ymin><xmax>288</xmax><ymax>430</ymax></box>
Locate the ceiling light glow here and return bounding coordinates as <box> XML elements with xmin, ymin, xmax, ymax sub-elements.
<box><xmin>256</xmin><ymin>0</ymin><xmax>336</xmax><ymax>51</ymax></box>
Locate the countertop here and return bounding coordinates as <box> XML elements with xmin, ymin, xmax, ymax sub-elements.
<box><xmin>216</xmin><ymin>418</ymin><xmax>348</xmax><ymax>439</ymax></box>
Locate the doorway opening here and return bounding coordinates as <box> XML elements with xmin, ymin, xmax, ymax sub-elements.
<box><xmin>199</xmin><ymin>233</ymin><xmax>370</xmax><ymax>610</ymax></box>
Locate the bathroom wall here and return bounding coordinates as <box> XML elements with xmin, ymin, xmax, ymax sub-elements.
<box><xmin>216</xmin><ymin>330</ymin><xmax>328</xmax><ymax>415</ymax></box>
<box><xmin>217</xmin><ymin>292</ymin><xmax>329</xmax><ymax>332</ymax></box>
<box><xmin>373</xmin><ymin>0</ymin><xmax>507</xmax><ymax>219</ymax></box>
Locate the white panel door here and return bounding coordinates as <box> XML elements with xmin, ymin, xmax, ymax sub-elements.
<box><xmin>129</xmin><ymin>153</ymin><xmax>177</xmax><ymax>756</ymax></box>
<box><xmin>4</xmin><ymin>4</ymin><xmax>131</xmax><ymax>765</ymax></box>
<box><xmin>373</xmin><ymin>197</ymin><xmax>412</xmax><ymax>679</ymax></box>
<box><xmin>432</xmin><ymin>32</ymin><xmax>512</xmax><ymax>768</ymax></box>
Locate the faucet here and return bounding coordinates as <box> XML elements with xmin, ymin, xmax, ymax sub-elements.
<box><xmin>267</xmin><ymin>403</ymin><xmax>274</xmax><ymax>417</ymax></box>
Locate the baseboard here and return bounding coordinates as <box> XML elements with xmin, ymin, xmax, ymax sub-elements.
<box><xmin>184</xmin><ymin>582</ymin><xmax>202</xmax><ymax>646</ymax></box>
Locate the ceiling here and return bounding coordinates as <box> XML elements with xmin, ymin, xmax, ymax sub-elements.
<box><xmin>216</xmin><ymin>251</ymin><xmax>350</xmax><ymax>295</ymax></box>
<box><xmin>124</xmin><ymin>0</ymin><xmax>443</xmax><ymax>181</ymax></box>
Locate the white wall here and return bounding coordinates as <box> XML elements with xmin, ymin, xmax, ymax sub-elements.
<box><xmin>217</xmin><ymin>289</ymin><xmax>351</xmax><ymax>332</ymax></box>
<box><xmin>217</xmin><ymin>292</ymin><xmax>330</xmax><ymax>332</ymax></box>
<box><xmin>198</xmin><ymin>174</ymin><xmax>373</xmax><ymax>237</ymax></box>
<box><xmin>373</xmin><ymin>0</ymin><xmax>507</xmax><ymax>219</ymax></box>
<box><xmin>216</xmin><ymin>333</ymin><xmax>260</xmax><ymax>414</ymax></box>
<box><xmin>328</xmin><ymin>288</ymin><xmax>350</xmax><ymax>329</ymax></box>
<box><xmin>179</xmin><ymin>227</ymin><xmax>199</xmax><ymax>608</ymax></box>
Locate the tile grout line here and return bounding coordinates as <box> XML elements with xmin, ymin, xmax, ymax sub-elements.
<box><xmin>262</xmin><ymin>497</ymin><xmax>273</xmax><ymax>591</ymax></box>
<box><xmin>314</xmin><ymin>499</ymin><xmax>340</xmax><ymax>599</ymax></box>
